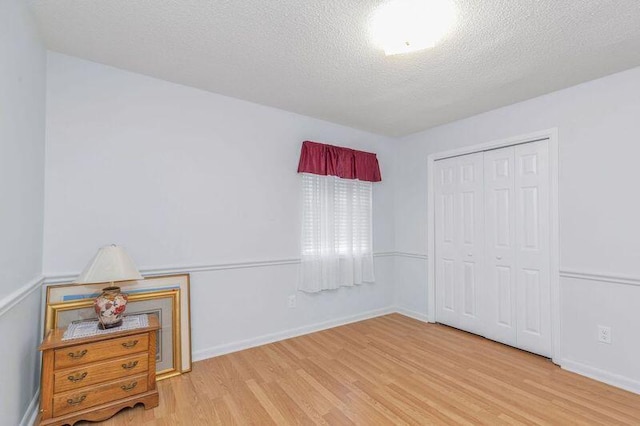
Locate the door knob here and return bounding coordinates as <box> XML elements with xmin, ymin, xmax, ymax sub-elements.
<box><xmin>467</xmin><ymin>253</ymin><xmax>473</xmax><ymax>257</ymax></box>
<box><xmin>496</xmin><ymin>256</ymin><xmax>502</xmax><ymax>260</ymax></box>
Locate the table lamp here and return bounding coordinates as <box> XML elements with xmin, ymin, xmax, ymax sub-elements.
<box><xmin>74</xmin><ymin>244</ymin><xmax>144</xmax><ymax>329</ymax></box>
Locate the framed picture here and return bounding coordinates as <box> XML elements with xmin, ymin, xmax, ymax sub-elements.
<box><xmin>44</xmin><ymin>274</ymin><xmax>191</xmax><ymax>380</ymax></box>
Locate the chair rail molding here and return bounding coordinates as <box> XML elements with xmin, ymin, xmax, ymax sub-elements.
<box><xmin>44</xmin><ymin>252</ymin><xmax>397</xmax><ymax>285</ymax></box>
<box><xmin>0</xmin><ymin>275</ymin><xmax>45</xmax><ymax>318</ymax></box>
<box><xmin>560</xmin><ymin>269</ymin><xmax>640</xmax><ymax>287</ymax></box>
<box><xmin>394</xmin><ymin>251</ymin><xmax>428</xmax><ymax>259</ymax></box>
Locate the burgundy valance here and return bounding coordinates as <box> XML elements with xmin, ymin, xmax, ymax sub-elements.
<box><xmin>296</xmin><ymin>141</ymin><xmax>382</xmax><ymax>182</ymax></box>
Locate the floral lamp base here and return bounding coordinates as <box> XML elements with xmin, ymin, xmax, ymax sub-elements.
<box><xmin>94</xmin><ymin>286</ymin><xmax>128</xmax><ymax>330</ymax></box>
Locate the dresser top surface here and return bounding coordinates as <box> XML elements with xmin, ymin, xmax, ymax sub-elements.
<box><xmin>40</xmin><ymin>314</ymin><xmax>160</xmax><ymax>351</ymax></box>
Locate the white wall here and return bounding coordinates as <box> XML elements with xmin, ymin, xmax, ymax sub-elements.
<box><xmin>0</xmin><ymin>0</ymin><xmax>46</xmax><ymax>423</ymax></box>
<box><xmin>39</xmin><ymin>43</ymin><xmax>640</xmax><ymax>403</ymax></box>
<box><xmin>0</xmin><ymin>0</ymin><xmax>46</xmax><ymax>299</ymax></box>
<box><xmin>44</xmin><ymin>52</ymin><xmax>396</xmax><ymax>359</ymax></box>
<box><xmin>394</xmin><ymin>66</ymin><xmax>640</xmax><ymax>392</ymax></box>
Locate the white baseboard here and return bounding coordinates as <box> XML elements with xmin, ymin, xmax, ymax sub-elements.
<box><xmin>560</xmin><ymin>358</ymin><xmax>640</xmax><ymax>395</ymax></box>
<box><xmin>193</xmin><ymin>306</ymin><xmax>395</xmax><ymax>361</ymax></box>
<box><xmin>394</xmin><ymin>306</ymin><xmax>431</xmax><ymax>323</ymax></box>
<box><xmin>19</xmin><ymin>390</ymin><xmax>40</xmax><ymax>426</ymax></box>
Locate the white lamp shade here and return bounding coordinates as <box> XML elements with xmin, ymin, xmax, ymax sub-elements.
<box><xmin>74</xmin><ymin>245</ymin><xmax>143</xmax><ymax>284</ymax></box>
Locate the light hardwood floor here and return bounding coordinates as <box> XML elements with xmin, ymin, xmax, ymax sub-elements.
<box><xmin>82</xmin><ymin>314</ymin><xmax>640</xmax><ymax>425</ymax></box>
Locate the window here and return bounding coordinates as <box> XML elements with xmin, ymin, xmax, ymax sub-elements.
<box><xmin>296</xmin><ymin>140</ymin><xmax>381</xmax><ymax>293</ymax></box>
<box><xmin>299</xmin><ymin>173</ymin><xmax>375</xmax><ymax>292</ymax></box>
<box><xmin>301</xmin><ymin>174</ymin><xmax>373</xmax><ymax>255</ymax></box>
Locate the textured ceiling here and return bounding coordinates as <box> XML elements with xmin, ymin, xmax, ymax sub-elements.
<box><xmin>32</xmin><ymin>0</ymin><xmax>640</xmax><ymax>136</ymax></box>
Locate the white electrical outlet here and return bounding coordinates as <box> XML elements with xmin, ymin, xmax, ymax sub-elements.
<box><xmin>288</xmin><ymin>294</ymin><xmax>297</xmax><ymax>308</ymax></box>
<box><xmin>598</xmin><ymin>325</ymin><xmax>612</xmax><ymax>344</ymax></box>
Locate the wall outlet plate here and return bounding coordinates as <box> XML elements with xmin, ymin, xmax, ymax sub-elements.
<box><xmin>598</xmin><ymin>325</ymin><xmax>612</xmax><ymax>344</ymax></box>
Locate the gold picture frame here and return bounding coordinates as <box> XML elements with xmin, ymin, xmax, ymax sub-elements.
<box><xmin>44</xmin><ymin>274</ymin><xmax>191</xmax><ymax>381</ymax></box>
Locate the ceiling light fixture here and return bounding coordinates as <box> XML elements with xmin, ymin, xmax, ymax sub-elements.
<box><xmin>370</xmin><ymin>0</ymin><xmax>457</xmax><ymax>56</ymax></box>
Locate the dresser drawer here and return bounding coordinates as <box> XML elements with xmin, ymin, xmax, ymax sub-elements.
<box><xmin>54</xmin><ymin>352</ymin><xmax>149</xmax><ymax>393</ymax></box>
<box><xmin>54</xmin><ymin>333</ymin><xmax>148</xmax><ymax>369</ymax></box>
<box><xmin>52</xmin><ymin>373</ymin><xmax>148</xmax><ymax>417</ymax></box>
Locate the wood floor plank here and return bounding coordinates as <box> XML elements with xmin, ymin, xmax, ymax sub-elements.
<box><xmin>246</xmin><ymin>378</ymin><xmax>290</xmax><ymax>425</ymax></box>
<box><xmin>79</xmin><ymin>313</ymin><xmax>640</xmax><ymax>425</ymax></box>
<box><xmin>322</xmin><ymin>407</ymin><xmax>355</xmax><ymax>425</ymax></box>
<box><xmin>262</xmin><ymin>380</ymin><xmax>315</xmax><ymax>425</ymax></box>
<box><xmin>276</xmin><ymin>378</ymin><xmax>330</xmax><ymax>425</ymax></box>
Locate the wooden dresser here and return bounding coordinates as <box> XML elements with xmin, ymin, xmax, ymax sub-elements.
<box><xmin>38</xmin><ymin>315</ymin><xmax>160</xmax><ymax>426</ymax></box>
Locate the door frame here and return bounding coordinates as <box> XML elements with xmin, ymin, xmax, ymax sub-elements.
<box><xmin>427</xmin><ymin>128</ymin><xmax>561</xmax><ymax>363</ymax></box>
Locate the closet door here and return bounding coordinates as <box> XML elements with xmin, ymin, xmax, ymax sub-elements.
<box><xmin>457</xmin><ymin>153</ymin><xmax>484</xmax><ymax>335</ymax></box>
<box><xmin>514</xmin><ymin>140</ymin><xmax>551</xmax><ymax>357</ymax></box>
<box><xmin>483</xmin><ymin>147</ymin><xmax>517</xmax><ymax>347</ymax></box>
<box><xmin>483</xmin><ymin>141</ymin><xmax>551</xmax><ymax>357</ymax></box>
<box><xmin>435</xmin><ymin>157</ymin><xmax>459</xmax><ymax>327</ymax></box>
<box><xmin>435</xmin><ymin>153</ymin><xmax>484</xmax><ymax>335</ymax></box>
<box><xmin>435</xmin><ymin>141</ymin><xmax>551</xmax><ymax>358</ymax></box>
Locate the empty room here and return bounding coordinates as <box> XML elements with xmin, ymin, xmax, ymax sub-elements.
<box><xmin>3</xmin><ymin>0</ymin><xmax>640</xmax><ymax>425</ymax></box>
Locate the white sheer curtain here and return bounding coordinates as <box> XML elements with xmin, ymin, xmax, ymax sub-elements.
<box><xmin>299</xmin><ymin>173</ymin><xmax>375</xmax><ymax>293</ymax></box>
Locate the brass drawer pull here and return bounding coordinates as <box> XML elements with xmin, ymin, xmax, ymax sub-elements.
<box><xmin>67</xmin><ymin>349</ymin><xmax>87</xmax><ymax>359</ymax></box>
<box><xmin>121</xmin><ymin>340</ymin><xmax>139</xmax><ymax>349</ymax></box>
<box><xmin>67</xmin><ymin>395</ymin><xmax>87</xmax><ymax>406</ymax></box>
<box><xmin>122</xmin><ymin>360</ymin><xmax>139</xmax><ymax>370</ymax></box>
<box><xmin>121</xmin><ymin>381</ymin><xmax>138</xmax><ymax>392</ymax></box>
<box><xmin>67</xmin><ymin>372</ymin><xmax>88</xmax><ymax>382</ymax></box>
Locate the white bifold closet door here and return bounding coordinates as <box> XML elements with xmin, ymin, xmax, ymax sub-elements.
<box><xmin>434</xmin><ymin>152</ymin><xmax>484</xmax><ymax>337</ymax></box>
<box><xmin>435</xmin><ymin>140</ymin><xmax>552</xmax><ymax>357</ymax></box>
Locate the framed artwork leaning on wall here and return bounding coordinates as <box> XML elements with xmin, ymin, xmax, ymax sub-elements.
<box><xmin>44</xmin><ymin>274</ymin><xmax>192</xmax><ymax>380</ymax></box>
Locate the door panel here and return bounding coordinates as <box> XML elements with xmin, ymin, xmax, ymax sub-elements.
<box><xmin>483</xmin><ymin>147</ymin><xmax>517</xmax><ymax>346</ymax></box>
<box><xmin>515</xmin><ymin>141</ymin><xmax>552</xmax><ymax>356</ymax></box>
<box><xmin>495</xmin><ymin>189</ymin><xmax>511</xmax><ymax>247</ymax></box>
<box><xmin>443</xmin><ymin>193</ymin><xmax>454</xmax><ymax>242</ymax></box>
<box><xmin>442</xmin><ymin>258</ymin><xmax>455</xmax><ymax>311</ymax></box>
<box><xmin>456</xmin><ymin>153</ymin><xmax>484</xmax><ymax>335</ymax></box>
<box><xmin>496</xmin><ymin>266</ymin><xmax>512</xmax><ymax>326</ymax></box>
<box><xmin>521</xmin><ymin>187</ymin><xmax>540</xmax><ymax>249</ymax></box>
<box><xmin>462</xmin><ymin>191</ymin><xmax>475</xmax><ymax>244</ymax></box>
<box><xmin>463</xmin><ymin>261</ymin><xmax>476</xmax><ymax>316</ymax></box>
<box><xmin>522</xmin><ymin>269</ymin><xmax>541</xmax><ymax>333</ymax></box>
<box><xmin>435</xmin><ymin>159</ymin><xmax>459</xmax><ymax>327</ymax></box>
<box><xmin>435</xmin><ymin>153</ymin><xmax>484</xmax><ymax>335</ymax></box>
